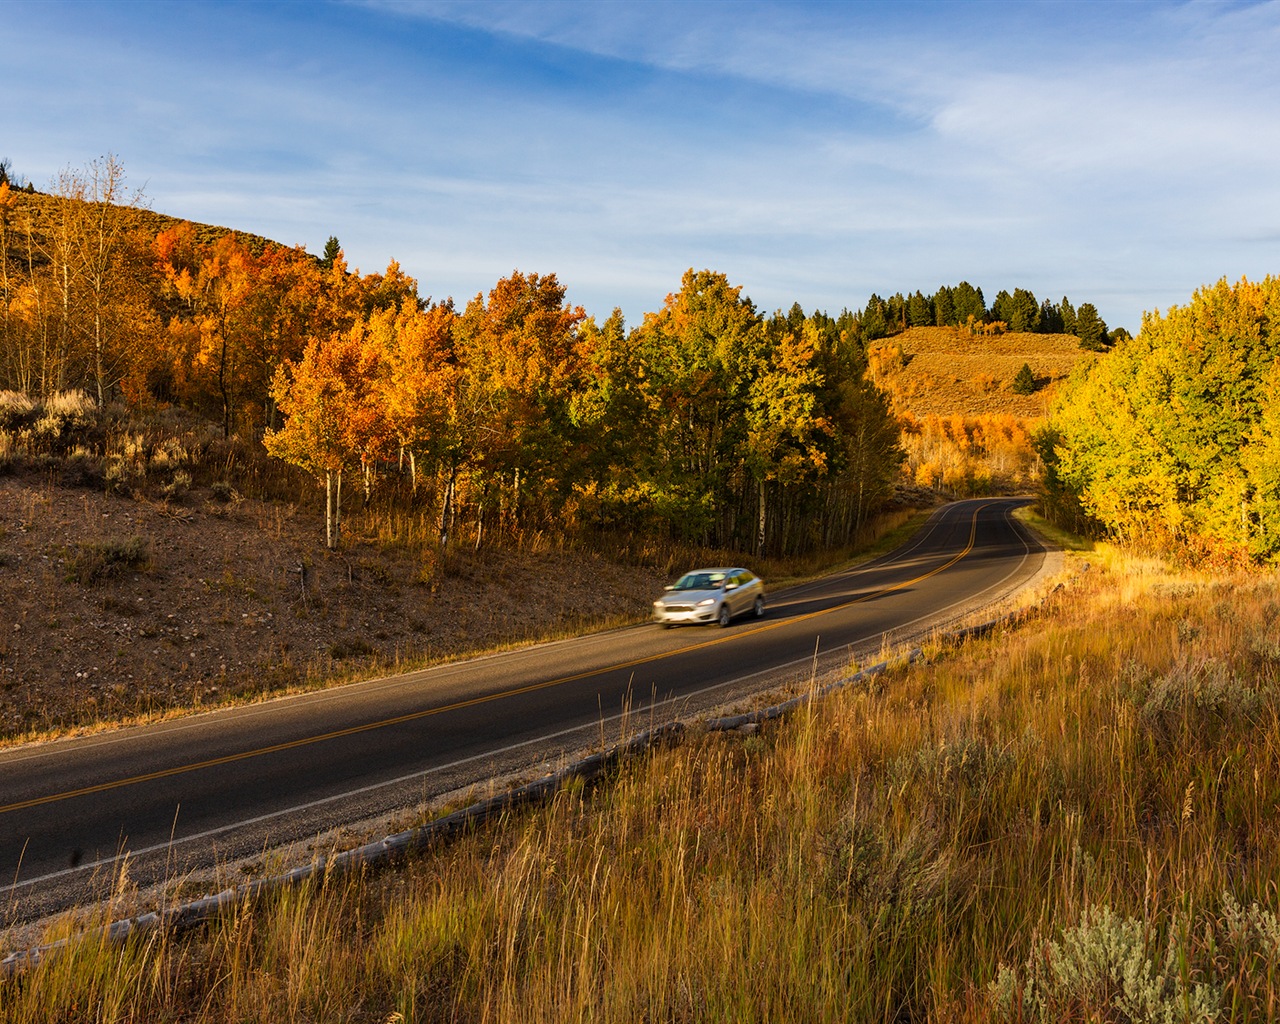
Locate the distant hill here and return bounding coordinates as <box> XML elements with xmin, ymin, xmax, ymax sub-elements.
<box><xmin>5</xmin><ymin>187</ymin><xmax>289</xmax><ymax>261</ymax></box>
<box><xmin>868</xmin><ymin>326</ymin><xmax>1091</xmax><ymax>421</ymax></box>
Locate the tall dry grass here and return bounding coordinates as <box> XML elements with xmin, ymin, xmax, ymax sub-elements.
<box><xmin>4</xmin><ymin>550</ymin><xmax>1280</xmax><ymax>1022</ymax></box>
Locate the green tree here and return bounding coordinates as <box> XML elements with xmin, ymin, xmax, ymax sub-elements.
<box><xmin>1058</xmin><ymin>296</ymin><xmax>1078</xmax><ymax>336</ymax></box>
<box><xmin>907</xmin><ymin>290</ymin><xmax>932</xmax><ymax>327</ymax></box>
<box><xmin>628</xmin><ymin>268</ymin><xmax>763</xmax><ymax>544</ymax></box>
<box><xmin>743</xmin><ymin>320</ymin><xmax>830</xmax><ymax>554</ymax></box>
<box><xmin>319</xmin><ymin>235</ymin><xmax>340</xmax><ymax>271</ymax></box>
<box><xmin>1075</xmin><ymin>303</ymin><xmax>1108</xmax><ymax>351</ymax></box>
<box><xmin>1012</xmin><ymin>362</ymin><xmax>1036</xmax><ymax>395</ymax></box>
<box><xmin>933</xmin><ymin>286</ymin><xmax>956</xmax><ymax>327</ymax></box>
<box><xmin>1039</xmin><ymin>298</ymin><xmax>1063</xmax><ymax>333</ymax></box>
<box><xmin>952</xmin><ymin>282</ymin><xmax>986</xmax><ymax>325</ymax></box>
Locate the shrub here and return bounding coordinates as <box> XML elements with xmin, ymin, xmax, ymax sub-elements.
<box><xmin>1129</xmin><ymin>656</ymin><xmax>1269</xmax><ymax>749</ymax></box>
<box><xmin>160</xmin><ymin>469</ymin><xmax>192</xmax><ymax>501</ymax></box>
<box><xmin>0</xmin><ymin>390</ymin><xmax>36</xmax><ymax>431</ymax></box>
<box><xmin>991</xmin><ymin>903</ymin><xmax>1220</xmax><ymax>1022</ymax></box>
<box><xmin>65</xmin><ymin>536</ymin><xmax>154</xmax><ymax>585</ymax></box>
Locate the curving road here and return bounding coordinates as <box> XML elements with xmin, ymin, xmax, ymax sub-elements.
<box><xmin>1</xmin><ymin>498</ymin><xmax>1047</xmax><ymax>923</ymax></box>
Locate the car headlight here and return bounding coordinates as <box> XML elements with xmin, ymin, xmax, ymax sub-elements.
<box><xmin>696</xmin><ymin>598</ymin><xmax>716</xmax><ymax>607</ymax></box>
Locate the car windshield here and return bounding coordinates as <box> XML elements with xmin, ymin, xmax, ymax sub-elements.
<box><xmin>672</xmin><ymin>572</ymin><xmax>725</xmax><ymax>591</ymax></box>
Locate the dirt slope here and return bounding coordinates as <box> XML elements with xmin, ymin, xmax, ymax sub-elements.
<box><xmin>0</xmin><ymin>472</ymin><xmax>669</xmax><ymax>744</ymax></box>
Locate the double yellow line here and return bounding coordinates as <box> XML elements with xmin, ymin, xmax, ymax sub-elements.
<box><xmin>1</xmin><ymin>505</ymin><xmax>985</xmax><ymax>817</ymax></box>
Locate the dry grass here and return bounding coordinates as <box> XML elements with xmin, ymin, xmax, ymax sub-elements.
<box><xmin>6</xmin><ymin>548</ymin><xmax>1279</xmax><ymax>1021</ymax></box>
<box><xmin>873</xmin><ymin>326</ymin><xmax>1091</xmax><ymax>421</ymax></box>
<box><xmin>868</xmin><ymin>327</ymin><xmax>1093</xmax><ymax>498</ymax></box>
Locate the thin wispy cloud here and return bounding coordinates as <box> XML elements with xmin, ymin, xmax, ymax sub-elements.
<box><xmin>3</xmin><ymin>0</ymin><xmax>1277</xmax><ymax>328</ymax></box>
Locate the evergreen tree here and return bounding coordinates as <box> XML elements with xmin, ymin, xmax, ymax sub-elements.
<box><xmin>1012</xmin><ymin>362</ymin><xmax>1036</xmax><ymax>395</ymax></box>
<box><xmin>953</xmin><ymin>281</ymin><xmax>986</xmax><ymax>324</ymax></box>
<box><xmin>907</xmin><ymin>290</ymin><xmax>932</xmax><ymax>327</ymax></box>
<box><xmin>991</xmin><ymin>290</ymin><xmax>1013</xmax><ymax>326</ymax></box>
<box><xmin>320</xmin><ymin>235</ymin><xmax>340</xmax><ymax>271</ymax></box>
<box><xmin>1058</xmin><ymin>296</ymin><xmax>1077</xmax><ymax>336</ymax></box>
<box><xmin>1076</xmin><ymin>303</ymin><xmax>1108</xmax><ymax>351</ymax></box>
<box><xmin>933</xmin><ymin>286</ymin><xmax>955</xmax><ymax>327</ymax></box>
<box><xmin>1039</xmin><ymin>298</ymin><xmax>1063</xmax><ymax>333</ymax></box>
<box><xmin>886</xmin><ymin>293</ymin><xmax>907</xmax><ymax>333</ymax></box>
<box><xmin>861</xmin><ymin>294</ymin><xmax>890</xmax><ymax>341</ymax></box>
<box><xmin>1010</xmin><ymin>288</ymin><xmax>1040</xmax><ymax>332</ymax></box>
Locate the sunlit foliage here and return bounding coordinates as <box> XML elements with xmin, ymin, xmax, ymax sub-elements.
<box><xmin>1045</xmin><ymin>276</ymin><xmax>1280</xmax><ymax>562</ymax></box>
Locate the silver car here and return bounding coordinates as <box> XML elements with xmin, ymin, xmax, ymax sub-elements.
<box><xmin>652</xmin><ymin>567</ymin><xmax>766</xmax><ymax>628</ymax></box>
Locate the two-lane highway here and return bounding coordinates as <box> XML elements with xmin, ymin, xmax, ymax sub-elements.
<box><xmin>1</xmin><ymin>498</ymin><xmax>1047</xmax><ymax>922</ymax></box>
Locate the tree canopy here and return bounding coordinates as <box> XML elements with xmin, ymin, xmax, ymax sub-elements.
<box><xmin>1044</xmin><ymin>276</ymin><xmax>1280</xmax><ymax>562</ymax></box>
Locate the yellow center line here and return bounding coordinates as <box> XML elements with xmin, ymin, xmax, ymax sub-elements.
<box><xmin>1</xmin><ymin>505</ymin><xmax>987</xmax><ymax>817</ymax></box>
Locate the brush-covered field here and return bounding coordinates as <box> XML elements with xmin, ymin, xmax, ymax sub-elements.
<box><xmin>870</xmin><ymin>326</ymin><xmax>1089</xmax><ymax>421</ymax></box>
<box><xmin>4</xmin><ymin>537</ymin><xmax>1278</xmax><ymax>1022</ymax></box>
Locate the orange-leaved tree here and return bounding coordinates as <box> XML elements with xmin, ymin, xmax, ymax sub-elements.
<box><xmin>455</xmin><ymin>271</ymin><xmax>588</xmax><ymax>540</ymax></box>
<box><xmin>370</xmin><ymin>300</ymin><xmax>458</xmax><ymax>494</ymax></box>
<box><xmin>265</xmin><ymin>329</ymin><xmax>388</xmax><ymax>549</ymax></box>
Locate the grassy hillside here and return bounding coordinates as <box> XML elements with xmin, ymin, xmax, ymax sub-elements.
<box><xmin>6</xmin><ymin>536</ymin><xmax>1279</xmax><ymax>1022</ymax></box>
<box><xmin>871</xmin><ymin>326</ymin><xmax>1091</xmax><ymax>420</ymax></box>
<box><xmin>6</xmin><ymin>187</ymin><xmax>285</xmax><ymax>261</ymax></box>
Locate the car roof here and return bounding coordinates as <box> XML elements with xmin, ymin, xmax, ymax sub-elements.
<box><xmin>679</xmin><ymin>567</ymin><xmax>747</xmax><ymax>575</ymax></box>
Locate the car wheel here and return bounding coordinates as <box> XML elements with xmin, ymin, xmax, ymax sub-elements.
<box><xmin>753</xmin><ymin>595</ymin><xmax>765</xmax><ymax>618</ymax></box>
<box><xmin>718</xmin><ymin>603</ymin><xmax>732</xmax><ymax>628</ymax></box>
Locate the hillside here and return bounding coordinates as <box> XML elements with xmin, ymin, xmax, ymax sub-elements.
<box><xmin>5</xmin><ymin>187</ymin><xmax>286</xmax><ymax>261</ymax></box>
<box><xmin>0</xmin><ymin>465</ymin><xmax>673</xmax><ymax>745</ymax></box>
<box><xmin>869</xmin><ymin>325</ymin><xmax>1092</xmax><ymax>420</ymax></box>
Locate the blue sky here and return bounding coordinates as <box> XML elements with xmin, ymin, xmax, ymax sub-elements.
<box><xmin>3</xmin><ymin>0</ymin><xmax>1278</xmax><ymax>332</ymax></box>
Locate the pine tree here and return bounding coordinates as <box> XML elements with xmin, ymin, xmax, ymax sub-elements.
<box><xmin>933</xmin><ymin>286</ymin><xmax>955</xmax><ymax>327</ymax></box>
<box><xmin>1012</xmin><ymin>362</ymin><xmax>1036</xmax><ymax>394</ymax></box>
<box><xmin>320</xmin><ymin>235</ymin><xmax>340</xmax><ymax>271</ymax></box>
<box><xmin>1076</xmin><ymin>303</ymin><xmax>1108</xmax><ymax>351</ymax></box>
<box><xmin>1059</xmin><ymin>297</ymin><xmax>1077</xmax><ymax>335</ymax></box>
<box><xmin>907</xmin><ymin>290</ymin><xmax>932</xmax><ymax>327</ymax></box>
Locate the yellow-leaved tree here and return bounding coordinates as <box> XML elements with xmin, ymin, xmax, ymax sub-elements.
<box><xmin>265</xmin><ymin>330</ymin><xmax>386</xmax><ymax>550</ymax></box>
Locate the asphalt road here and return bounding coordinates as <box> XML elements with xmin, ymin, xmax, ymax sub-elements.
<box><xmin>1</xmin><ymin>497</ymin><xmax>1047</xmax><ymax>924</ymax></box>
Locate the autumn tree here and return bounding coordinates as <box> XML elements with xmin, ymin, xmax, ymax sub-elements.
<box><xmin>1240</xmin><ymin>359</ymin><xmax>1280</xmax><ymax>559</ymax></box>
<box><xmin>370</xmin><ymin>299</ymin><xmax>458</xmax><ymax>494</ymax></box>
<box><xmin>265</xmin><ymin>329</ymin><xmax>388</xmax><ymax>549</ymax></box>
<box><xmin>155</xmin><ymin>229</ymin><xmax>257</xmax><ymax>436</ymax></box>
<box><xmin>0</xmin><ymin>183</ymin><xmax>15</xmax><ymax>378</ymax></box>
<box><xmin>743</xmin><ymin>320</ymin><xmax>830</xmax><ymax>553</ymax></box>
<box><xmin>627</xmin><ymin>269</ymin><xmax>763</xmax><ymax>544</ymax></box>
<box><xmin>1049</xmin><ymin>276</ymin><xmax>1280</xmax><ymax>559</ymax></box>
<box><xmin>63</xmin><ymin>155</ymin><xmax>153</xmax><ymax>406</ymax></box>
